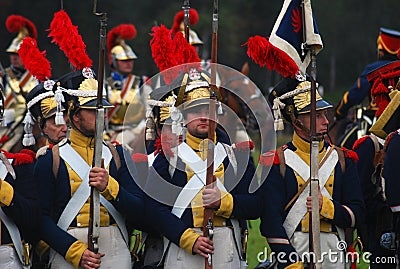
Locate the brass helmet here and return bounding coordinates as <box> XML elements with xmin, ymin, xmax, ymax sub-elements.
<box><xmin>172</xmin><ymin>8</ymin><xmax>203</xmax><ymax>46</ymax></box>
<box><xmin>107</xmin><ymin>24</ymin><xmax>138</xmax><ymax>68</ymax></box>
<box><xmin>6</xmin><ymin>15</ymin><xmax>37</xmax><ymax>53</ymax></box>
<box><xmin>269</xmin><ymin>77</ymin><xmax>332</xmax><ymax>131</ymax></box>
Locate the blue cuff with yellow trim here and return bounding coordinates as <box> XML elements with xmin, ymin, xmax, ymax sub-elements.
<box><xmin>179</xmin><ymin>228</ymin><xmax>200</xmax><ymax>254</ymax></box>
<box><xmin>215</xmin><ymin>191</ymin><xmax>233</xmax><ymax>218</ymax></box>
<box><xmin>65</xmin><ymin>240</ymin><xmax>87</xmax><ymax>269</ymax></box>
<box><xmin>100</xmin><ymin>176</ymin><xmax>120</xmax><ymax>200</ymax></box>
<box><xmin>320</xmin><ymin>196</ymin><xmax>334</xmax><ymax>220</ymax></box>
<box><xmin>0</xmin><ymin>180</ymin><xmax>14</xmax><ymax>206</ymax></box>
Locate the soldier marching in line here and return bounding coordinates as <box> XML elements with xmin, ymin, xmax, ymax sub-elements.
<box><xmin>145</xmin><ymin>68</ymin><xmax>260</xmax><ymax>269</ymax></box>
<box><xmin>0</xmin><ymin>80</ymin><xmax>40</xmax><ymax>269</ymax></box>
<box><xmin>33</xmin><ymin>10</ymin><xmax>145</xmax><ymax>269</ymax></box>
<box><xmin>258</xmin><ymin>78</ymin><xmax>365</xmax><ymax>269</ymax></box>
<box><xmin>105</xmin><ymin>24</ymin><xmax>152</xmax><ymax>147</ymax></box>
<box><xmin>1</xmin><ymin>15</ymin><xmax>38</xmax><ymax>152</ymax></box>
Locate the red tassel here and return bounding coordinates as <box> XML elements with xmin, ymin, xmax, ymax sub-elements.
<box><xmin>245</xmin><ymin>35</ymin><xmax>299</xmax><ymax>78</ymax></box>
<box><xmin>342</xmin><ymin>147</ymin><xmax>359</xmax><ymax>163</ymax></box>
<box><xmin>49</xmin><ymin>10</ymin><xmax>92</xmax><ymax>70</ymax></box>
<box><xmin>107</xmin><ymin>24</ymin><xmax>137</xmax><ymax>64</ymax></box>
<box><xmin>18</xmin><ymin>37</ymin><xmax>51</xmax><ymax>82</ymax></box>
<box><xmin>6</xmin><ymin>15</ymin><xmax>37</xmax><ymax>39</ymax></box>
<box><xmin>375</xmin><ymin>93</ymin><xmax>390</xmax><ymax>117</ymax></box>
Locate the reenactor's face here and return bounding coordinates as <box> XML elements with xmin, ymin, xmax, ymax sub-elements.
<box><xmin>43</xmin><ymin>114</ymin><xmax>69</xmax><ymax>143</ymax></box>
<box><xmin>9</xmin><ymin>53</ymin><xmax>24</xmax><ymax>69</ymax></box>
<box><xmin>73</xmin><ymin>109</ymin><xmax>103</xmax><ymax>136</ymax></box>
<box><xmin>184</xmin><ymin>105</ymin><xmax>213</xmax><ymax>139</ymax></box>
<box><xmin>297</xmin><ymin>109</ymin><xmax>329</xmax><ymax>135</ymax></box>
<box><xmin>117</xmin><ymin>59</ymin><xmax>134</xmax><ymax>74</ymax></box>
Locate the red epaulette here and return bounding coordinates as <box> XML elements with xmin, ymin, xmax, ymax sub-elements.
<box><xmin>2</xmin><ymin>149</ymin><xmax>35</xmax><ymax>165</ymax></box>
<box><xmin>341</xmin><ymin>147</ymin><xmax>359</xmax><ymax>163</ymax></box>
<box><xmin>352</xmin><ymin>135</ymin><xmax>370</xmax><ymax>150</ymax></box>
<box><xmin>384</xmin><ymin>130</ymin><xmax>399</xmax><ymax>151</ymax></box>
<box><xmin>111</xmin><ymin>140</ymin><xmax>121</xmax><ymax>146</ymax></box>
<box><xmin>131</xmin><ymin>153</ymin><xmax>148</xmax><ymax>163</ymax></box>
<box><xmin>233</xmin><ymin>140</ymin><xmax>255</xmax><ymax>151</ymax></box>
<box><xmin>259</xmin><ymin>145</ymin><xmax>287</xmax><ymax>167</ymax></box>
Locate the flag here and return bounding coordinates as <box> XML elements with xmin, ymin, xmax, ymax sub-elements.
<box><xmin>246</xmin><ymin>0</ymin><xmax>322</xmax><ymax>78</ymax></box>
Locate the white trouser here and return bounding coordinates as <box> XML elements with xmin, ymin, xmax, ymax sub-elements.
<box><xmin>51</xmin><ymin>226</ymin><xmax>131</xmax><ymax>269</ymax></box>
<box><xmin>164</xmin><ymin>227</ymin><xmax>244</xmax><ymax>269</ymax></box>
<box><xmin>0</xmin><ymin>245</ymin><xmax>23</xmax><ymax>269</ymax></box>
<box><xmin>291</xmin><ymin>231</ymin><xmax>346</xmax><ymax>269</ymax></box>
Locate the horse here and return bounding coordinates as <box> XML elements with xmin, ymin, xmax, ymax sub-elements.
<box><xmin>216</xmin><ymin>62</ymin><xmax>275</xmax><ymax>153</ymax></box>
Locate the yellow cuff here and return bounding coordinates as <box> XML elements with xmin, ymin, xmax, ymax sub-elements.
<box><xmin>100</xmin><ymin>176</ymin><xmax>119</xmax><ymax>200</ymax></box>
<box><xmin>320</xmin><ymin>196</ymin><xmax>335</xmax><ymax>220</ymax></box>
<box><xmin>214</xmin><ymin>191</ymin><xmax>233</xmax><ymax>218</ymax></box>
<box><xmin>285</xmin><ymin>261</ymin><xmax>304</xmax><ymax>269</ymax></box>
<box><xmin>0</xmin><ymin>180</ymin><xmax>14</xmax><ymax>206</ymax></box>
<box><xmin>179</xmin><ymin>228</ymin><xmax>200</xmax><ymax>254</ymax></box>
<box><xmin>65</xmin><ymin>240</ymin><xmax>87</xmax><ymax>269</ymax></box>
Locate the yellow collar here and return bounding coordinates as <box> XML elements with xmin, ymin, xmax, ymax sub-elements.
<box><xmin>70</xmin><ymin>128</ymin><xmax>95</xmax><ymax>149</ymax></box>
<box><xmin>292</xmin><ymin>132</ymin><xmax>324</xmax><ymax>154</ymax></box>
<box><xmin>186</xmin><ymin>132</ymin><xmax>217</xmax><ymax>151</ymax></box>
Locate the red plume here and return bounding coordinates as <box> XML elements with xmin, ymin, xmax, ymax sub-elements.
<box><xmin>150</xmin><ymin>25</ymin><xmax>200</xmax><ymax>84</ymax></box>
<box><xmin>173</xmin><ymin>31</ymin><xmax>200</xmax><ymax>65</ymax></box>
<box><xmin>150</xmin><ymin>25</ymin><xmax>178</xmax><ymax>84</ymax></box>
<box><xmin>107</xmin><ymin>24</ymin><xmax>137</xmax><ymax>63</ymax></box>
<box><xmin>6</xmin><ymin>15</ymin><xmax>37</xmax><ymax>39</ymax></box>
<box><xmin>244</xmin><ymin>35</ymin><xmax>299</xmax><ymax>78</ymax></box>
<box><xmin>48</xmin><ymin>10</ymin><xmax>92</xmax><ymax>70</ymax></box>
<box><xmin>18</xmin><ymin>37</ymin><xmax>51</xmax><ymax>82</ymax></box>
<box><xmin>172</xmin><ymin>8</ymin><xmax>200</xmax><ymax>34</ymax></box>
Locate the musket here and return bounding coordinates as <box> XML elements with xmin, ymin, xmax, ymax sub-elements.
<box><xmin>203</xmin><ymin>1</ymin><xmax>219</xmax><ymax>269</ymax></box>
<box><xmin>182</xmin><ymin>0</ymin><xmax>190</xmax><ymax>43</ymax></box>
<box><xmin>88</xmin><ymin>0</ymin><xmax>107</xmax><ymax>254</ymax></box>
<box><xmin>301</xmin><ymin>0</ymin><xmax>322</xmax><ymax>268</ymax></box>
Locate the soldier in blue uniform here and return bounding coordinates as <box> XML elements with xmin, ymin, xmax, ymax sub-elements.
<box><xmin>351</xmin><ymin>61</ymin><xmax>400</xmax><ymax>268</ymax></box>
<box><xmin>335</xmin><ymin>28</ymin><xmax>400</xmax><ymax>121</ymax></box>
<box><xmin>145</xmin><ymin>68</ymin><xmax>259</xmax><ymax>269</ymax></box>
<box><xmin>0</xmin><ymin>81</ymin><xmax>40</xmax><ymax>268</ymax></box>
<box><xmin>34</xmin><ymin>69</ymin><xmax>145</xmax><ymax>269</ymax></box>
<box><xmin>259</xmin><ymin>78</ymin><xmax>365</xmax><ymax>269</ymax></box>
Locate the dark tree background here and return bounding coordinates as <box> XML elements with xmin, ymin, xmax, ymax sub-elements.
<box><xmin>1</xmin><ymin>0</ymin><xmax>399</xmax><ymax>103</ymax></box>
